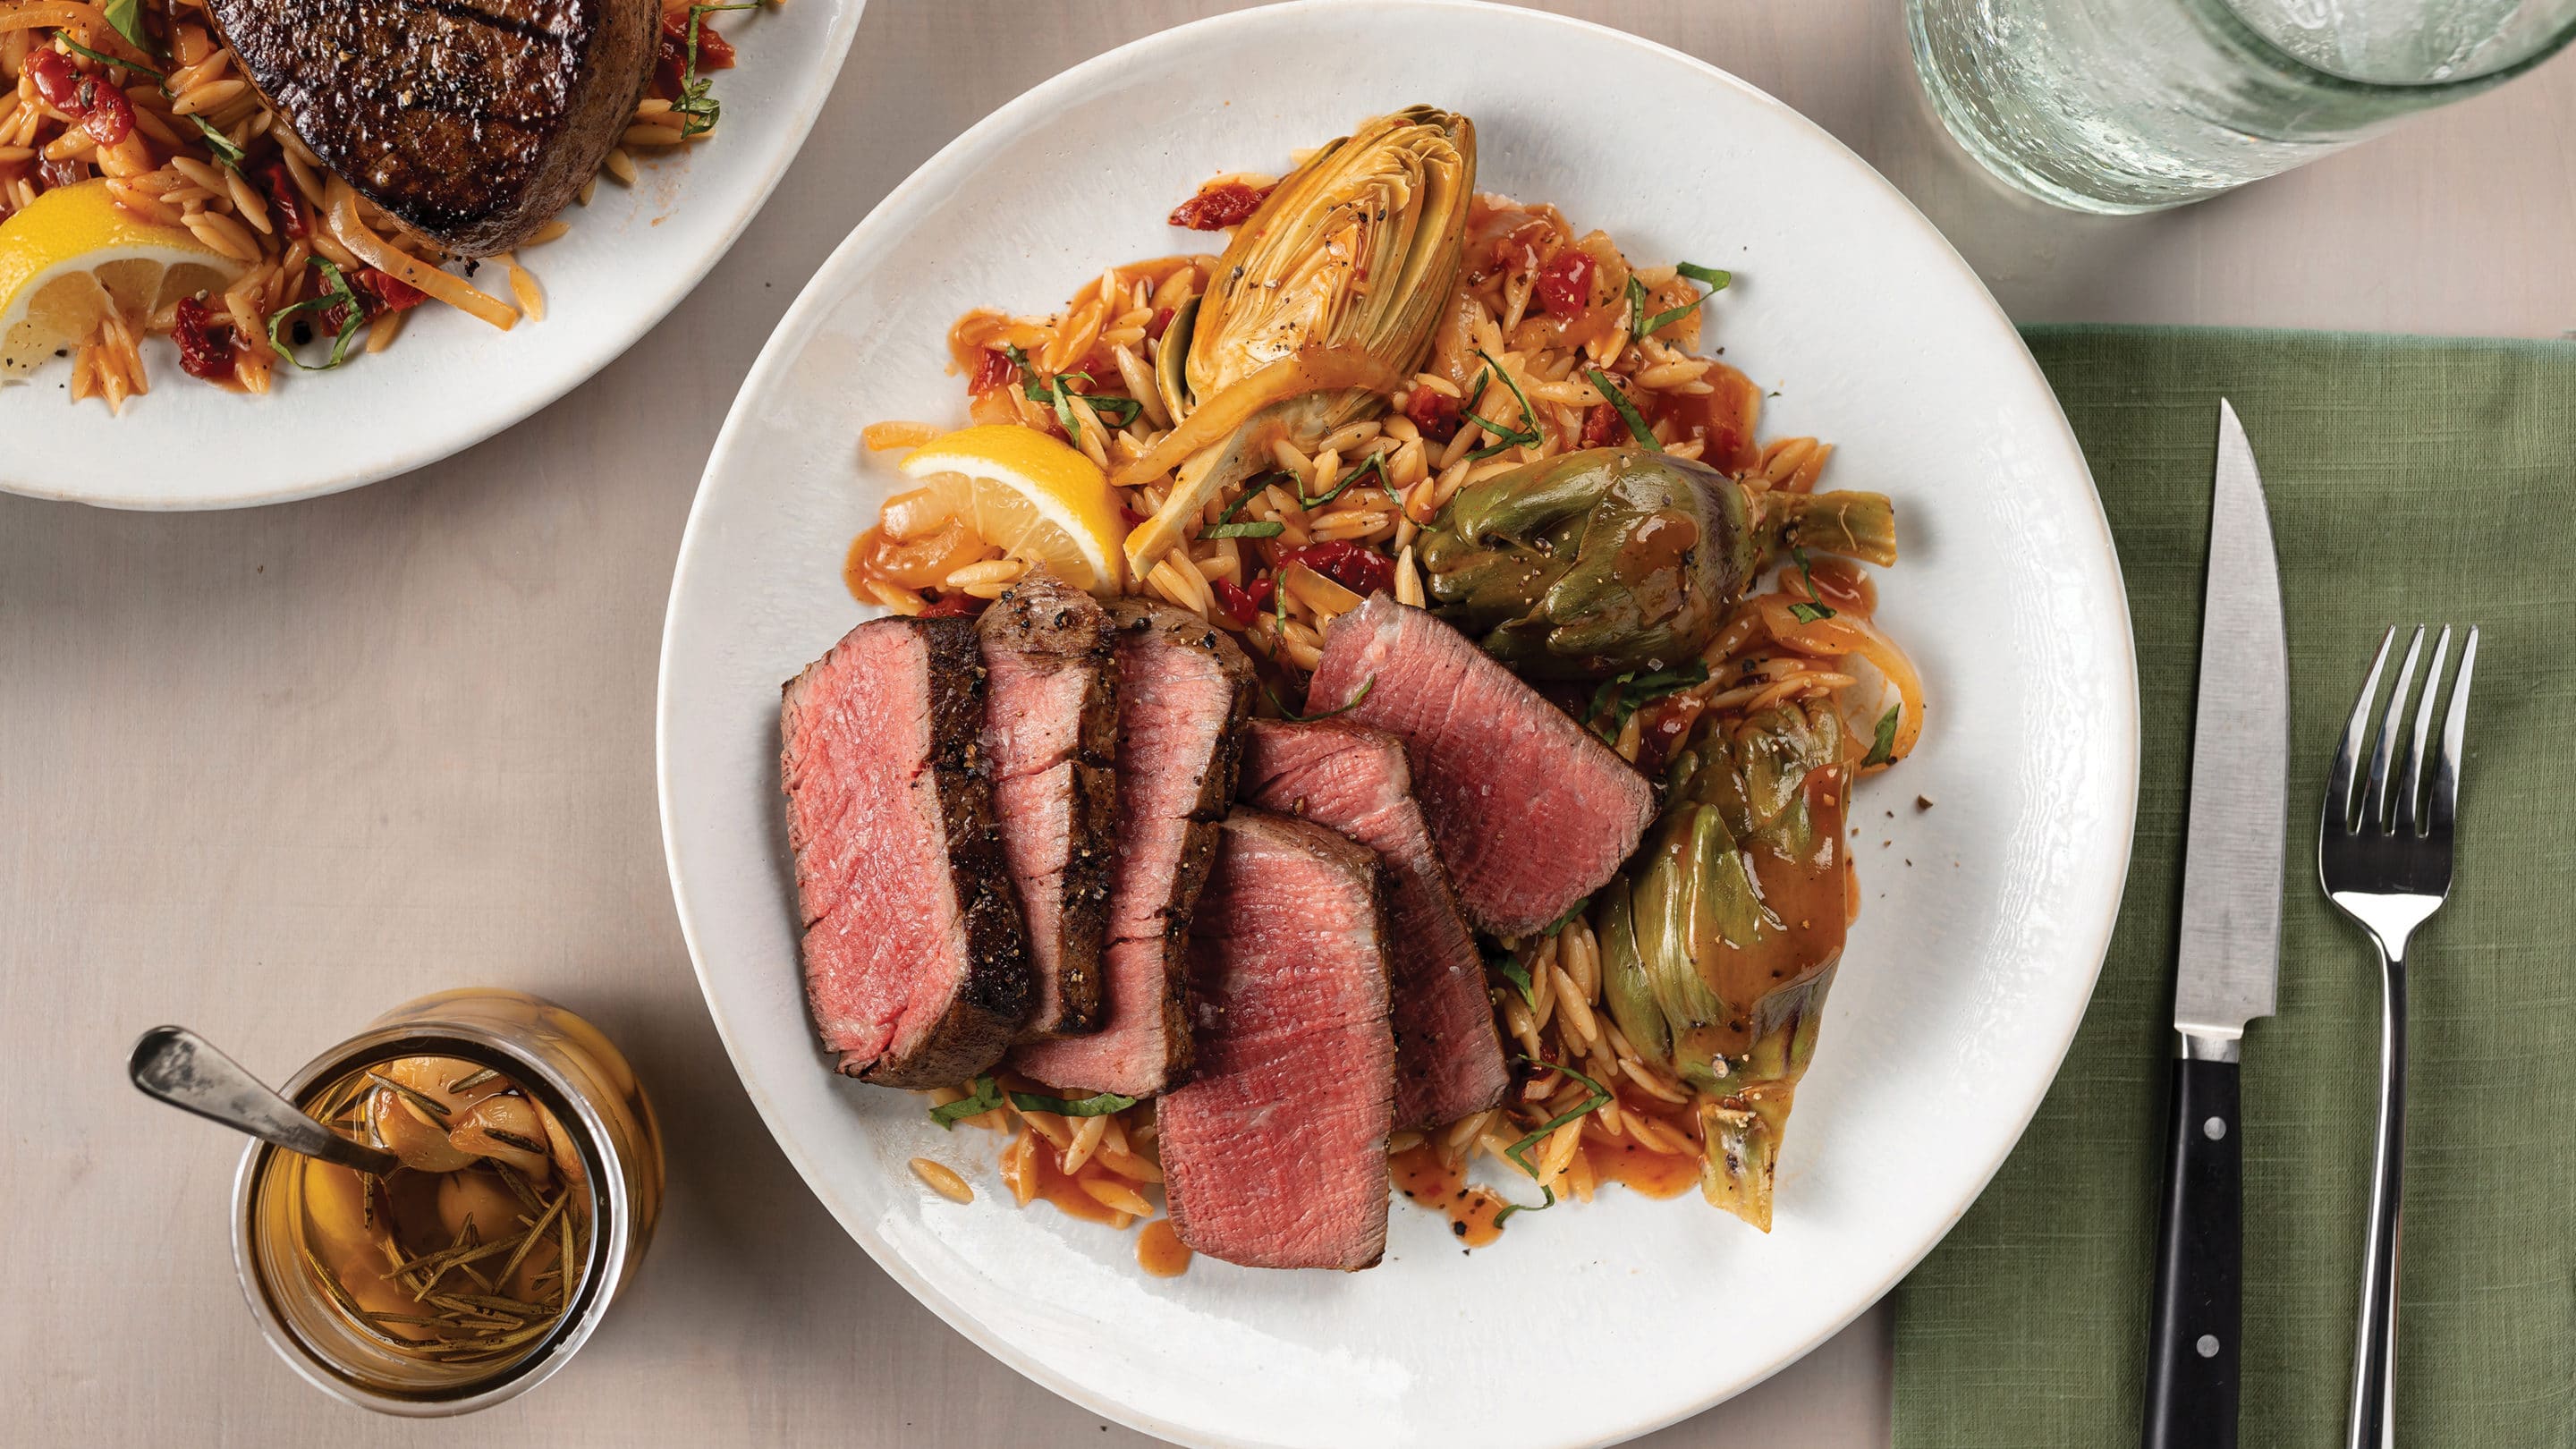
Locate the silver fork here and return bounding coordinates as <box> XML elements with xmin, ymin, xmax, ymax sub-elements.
<box><xmin>2320</xmin><ymin>623</ymin><xmax>2479</xmax><ymax>1449</ymax></box>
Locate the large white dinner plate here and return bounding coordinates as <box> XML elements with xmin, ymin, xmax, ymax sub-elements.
<box><xmin>659</xmin><ymin>4</ymin><xmax>2139</xmax><ymax>1445</ymax></box>
<box><xmin>0</xmin><ymin>0</ymin><xmax>866</xmax><ymax>509</ymax></box>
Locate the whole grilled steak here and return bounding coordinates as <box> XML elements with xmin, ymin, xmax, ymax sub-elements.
<box><xmin>1013</xmin><ymin>600</ymin><xmax>1252</xmax><ymax>1097</ymax></box>
<box><xmin>781</xmin><ymin>617</ymin><xmax>1030</xmax><ymax>1088</ymax></box>
<box><xmin>1159</xmin><ymin>809</ymin><xmax>1395</xmax><ymax>1271</ymax></box>
<box><xmin>977</xmin><ymin>575</ymin><xmax>1116</xmax><ymax>1040</ymax></box>
<box><xmin>207</xmin><ymin>0</ymin><xmax>660</xmax><ymax>256</ymax></box>
<box><xmin>1240</xmin><ymin>720</ymin><xmax>1507</xmax><ymax>1131</ymax></box>
<box><xmin>1307</xmin><ymin>595</ymin><xmax>1654</xmax><ymax>937</ymax></box>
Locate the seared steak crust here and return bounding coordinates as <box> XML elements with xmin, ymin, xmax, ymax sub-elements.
<box><xmin>978</xmin><ymin>576</ymin><xmax>1117</xmax><ymax>1039</ymax></box>
<box><xmin>208</xmin><ymin>0</ymin><xmax>661</xmax><ymax>255</ymax></box>
<box><xmin>1011</xmin><ymin>598</ymin><xmax>1253</xmax><ymax>1096</ymax></box>
<box><xmin>781</xmin><ymin>616</ymin><xmax>1030</xmax><ymax>1089</ymax></box>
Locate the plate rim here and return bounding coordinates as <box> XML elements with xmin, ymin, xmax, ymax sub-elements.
<box><xmin>0</xmin><ymin>0</ymin><xmax>871</xmax><ymax>512</ymax></box>
<box><xmin>657</xmin><ymin>3</ymin><xmax>2143</xmax><ymax>1443</ymax></box>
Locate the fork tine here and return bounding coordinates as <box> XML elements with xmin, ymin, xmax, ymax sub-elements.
<box><xmin>2431</xmin><ymin>625</ymin><xmax>2479</xmax><ymax>836</ymax></box>
<box><xmin>2363</xmin><ymin>626</ymin><xmax>2424</xmax><ymax>835</ymax></box>
<box><xmin>2327</xmin><ymin>626</ymin><xmax>2396</xmax><ymax>835</ymax></box>
<box><xmin>2395</xmin><ymin>626</ymin><xmax>2450</xmax><ymax>837</ymax></box>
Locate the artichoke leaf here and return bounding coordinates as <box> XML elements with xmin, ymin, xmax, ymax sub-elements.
<box><xmin>1421</xmin><ymin>449</ymin><xmax>1757</xmax><ymax>678</ymax></box>
<box><xmin>1120</xmin><ymin>107</ymin><xmax>1474</xmax><ymax>579</ymax></box>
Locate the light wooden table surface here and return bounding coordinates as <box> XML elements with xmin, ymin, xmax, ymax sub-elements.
<box><xmin>5</xmin><ymin>3</ymin><xmax>2570</xmax><ymax>1445</ymax></box>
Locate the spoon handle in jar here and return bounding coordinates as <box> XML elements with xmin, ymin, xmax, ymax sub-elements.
<box><xmin>128</xmin><ymin>1025</ymin><xmax>403</xmax><ymax>1177</ymax></box>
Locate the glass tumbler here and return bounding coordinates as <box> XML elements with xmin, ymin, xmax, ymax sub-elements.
<box><xmin>1908</xmin><ymin>0</ymin><xmax>2576</xmax><ymax>212</ymax></box>
<box><xmin>232</xmin><ymin>988</ymin><xmax>664</xmax><ymax>1415</ymax></box>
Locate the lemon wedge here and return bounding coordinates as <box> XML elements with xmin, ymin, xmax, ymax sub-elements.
<box><xmin>0</xmin><ymin>180</ymin><xmax>245</xmax><ymax>384</ymax></box>
<box><xmin>898</xmin><ymin>424</ymin><xmax>1127</xmax><ymax>594</ymax></box>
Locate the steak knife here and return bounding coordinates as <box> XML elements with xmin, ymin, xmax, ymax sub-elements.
<box><xmin>2142</xmin><ymin>400</ymin><xmax>2289</xmax><ymax>1449</ymax></box>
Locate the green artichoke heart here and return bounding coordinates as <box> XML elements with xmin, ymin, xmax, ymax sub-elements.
<box><xmin>1593</xmin><ymin>699</ymin><xmax>1848</xmax><ymax>1230</ymax></box>
<box><xmin>1419</xmin><ymin>448</ymin><xmax>1757</xmax><ymax>679</ymax></box>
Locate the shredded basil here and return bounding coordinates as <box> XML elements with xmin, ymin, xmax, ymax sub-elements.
<box><xmin>1006</xmin><ymin>1089</ymin><xmax>1138</xmax><ymax>1117</ymax></box>
<box><xmin>1262</xmin><ymin>673</ymin><xmax>1375</xmax><ymax>724</ymax></box>
<box><xmin>1863</xmin><ymin>705</ymin><xmax>1902</xmax><ymax>767</ymax></box>
<box><xmin>1587</xmin><ymin>661</ymin><xmax>1707</xmax><ymax>743</ymax></box>
<box><xmin>1625</xmin><ymin>274</ymin><xmax>1650</xmax><ymax>335</ymax></box>
<box><xmin>1489</xmin><ymin>948</ymin><xmax>1536</xmax><ymax>1009</ymax></box>
<box><xmin>1203</xmin><ymin>520</ymin><xmax>1285</xmax><ymax>539</ymax></box>
<box><xmin>265</xmin><ymin>258</ymin><xmax>367</xmax><ymax>372</ymax></box>
<box><xmin>1640</xmin><ymin>262</ymin><xmax>1733</xmax><ymax>337</ymax></box>
<box><xmin>1585</xmin><ymin>368</ymin><xmax>1660</xmax><ymax>453</ymax></box>
<box><xmin>188</xmin><ymin>114</ymin><xmax>246</xmax><ymax>170</ymax></box>
<box><xmin>55</xmin><ymin>34</ymin><xmax>161</xmax><ymax>79</ymax></box>
<box><xmin>670</xmin><ymin>3</ymin><xmax>758</xmax><ymax>138</ymax></box>
<box><xmin>98</xmin><ymin>0</ymin><xmax>157</xmax><ymax>59</ymax></box>
<box><xmin>1492</xmin><ymin>1056</ymin><xmax>1614</xmax><ymax>1224</ymax></box>
<box><xmin>1080</xmin><ymin>394</ymin><xmax>1143</xmax><ymax>428</ymax></box>
<box><xmin>929</xmin><ymin>1075</ymin><xmax>1005</xmax><ymax>1128</ymax></box>
<box><xmin>1463</xmin><ymin>348</ymin><xmax>1542</xmax><ymax>462</ymax></box>
<box><xmin>1788</xmin><ymin>547</ymin><xmax>1836</xmax><ymax>622</ymax></box>
<box><xmin>1301</xmin><ymin>451</ymin><xmax>1385</xmax><ymax>511</ymax></box>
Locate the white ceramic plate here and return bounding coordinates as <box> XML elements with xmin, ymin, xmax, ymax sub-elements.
<box><xmin>0</xmin><ymin>0</ymin><xmax>866</xmax><ymax>510</ymax></box>
<box><xmin>659</xmin><ymin>4</ymin><xmax>2139</xmax><ymax>1445</ymax></box>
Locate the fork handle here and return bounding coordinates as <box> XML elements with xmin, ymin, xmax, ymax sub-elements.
<box><xmin>2142</xmin><ymin>1039</ymin><xmax>2242</xmax><ymax>1449</ymax></box>
<box><xmin>2346</xmin><ymin>945</ymin><xmax>2408</xmax><ymax>1449</ymax></box>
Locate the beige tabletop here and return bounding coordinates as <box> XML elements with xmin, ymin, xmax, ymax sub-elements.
<box><xmin>5</xmin><ymin>2</ymin><xmax>2571</xmax><ymax>1445</ymax></box>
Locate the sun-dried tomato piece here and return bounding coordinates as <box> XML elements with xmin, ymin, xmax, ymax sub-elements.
<box><xmin>1145</xmin><ymin>307</ymin><xmax>1174</xmax><ymax>343</ymax></box>
<box><xmin>257</xmin><ymin>159</ymin><xmax>309</xmax><ymax>238</ymax></box>
<box><xmin>360</xmin><ymin>269</ymin><xmax>428</xmax><ymax>311</ymax></box>
<box><xmin>1283</xmin><ymin>540</ymin><xmax>1394</xmax><ymax>598</ymax></box>
<box><xmin>173</xmin><ymin>297</ymin><xmax>236</xmax><ymax>383</ymax></box>
<box><xmin>969</xmin><ymin>345</ymin><xmax>1015</xmax><ymax>394</ymax></box>
<box><xmin>656</xmin><ymin>9</ymin><xmax>737</xmax><ymax>92</ymax></box>
<box><xmin>1533</xmin><ymin>247</ymin><xmax>1595</xmax><ymax>317</ymax></box>
<box><xmin>1167</xmin><ymin>182</ymin><xmax>1272</xmax><ymax>232</ymax></box>
<box><xmin>918</xmin><ymin>591</ymin><xmax>987</xmax><ymax>618</ymax></box>
<box><xmin>24</xmin><ymin>49</ymin><xmax>80</xmax><ymax>112</ymax></box>
<box><xmin>1404</xmin><ymin>386</ymin><xmax>1462</xmax><ymax>445</ymax></box>
<box><xmin>1211</xmin><ymin>577</ymin><xmax>1258</xmax><ymax>626</ymax></box>
<box><xmin>76</xmin><ymin>78</ymin><xmax>134</xmax><ymax>146</ymax></box>
<box><xmin>1580</xmin><ymin>400</ymin><xmax>1623</xmax><ymax>448</ymax></box>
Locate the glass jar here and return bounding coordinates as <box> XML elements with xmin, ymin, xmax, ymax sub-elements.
<box><xmin>231</xmin><ymin>988</ymin><xmax>663</xmax><ymax>1415</ymax></box>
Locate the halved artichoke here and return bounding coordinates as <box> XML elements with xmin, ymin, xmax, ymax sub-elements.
<box><xmin>1596</xmin><ymin>699</ymin><xmax>1849</xmax><ymax>1231</ymax></box>
<box><xmin>1120</xmin><ymin>106</ymin><xmax>1475</xmax><ymax>577</ymax></box>
<box><xmin>1418</xmin><ymin>448</ymin><xmax>1758</xmax><ymax>679</ymax></box>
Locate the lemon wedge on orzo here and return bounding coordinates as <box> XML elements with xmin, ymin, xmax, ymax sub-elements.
<box><xmin>1</xmin><ymin>180</ymin><xmax>244</xmax><ymax>384</ymax></box>
<box><xmin>898</xmin><ymin>424</ymin><xmax>1126</xmax><ymax>594</ymax></box>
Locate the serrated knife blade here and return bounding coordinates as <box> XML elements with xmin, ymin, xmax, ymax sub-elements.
<box><xmin>2174</xmin><ymin>399</ymin><xmax>2290</xmax><ymax>1047</ymax></box>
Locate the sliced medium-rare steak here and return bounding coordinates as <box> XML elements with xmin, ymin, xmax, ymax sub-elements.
<box><xmin>781</xmin><ymin>617</ymin><xmax>1029</xmax><ymax>1088</ymax></box>
<box><xmin>977</xmin><ymin>575</ymin><xmax>1115</xmax><ymax>1040</ymax></box>
<box><xmin>1307</xmin><ymin>595</ymin><xmax>1655</xmax><ymax>937</ymax></box>
<box><xmin>208</xmin><ymin>0</ymin><xmax>659</xmax><ymax>255</ymax></box>
<box><xmin>1241</xmin><ymin>720</ymin><xmax>1507</xmax><ymax>1130</ymax></box>
<box><xmin>1159</xmin><ymin>809</ymin><xmax>1395</xmax><ymax>1271</ymax></box>
<box><xmin>1013</xmin><ymin>600</ymin><xmax>1253</xmax><ymax>1097</ymax></box>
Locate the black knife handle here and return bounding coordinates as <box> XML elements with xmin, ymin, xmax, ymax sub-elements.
<box><xmin>2142</xmin><ymin>1048</ymin><xmax>2243</xmax><ymax>1449</ymax></box>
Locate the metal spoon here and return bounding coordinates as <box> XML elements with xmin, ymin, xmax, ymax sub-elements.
<box><xmin>129</xmin><ymin>1025</ymin><xmax>401</xmax><ymax>1176</ymax></box>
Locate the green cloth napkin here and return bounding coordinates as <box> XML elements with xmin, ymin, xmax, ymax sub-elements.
<box><xmin>1893</xmin><ymin>326</ymin><xmax>2576</xmax><ymax>1446</ymax></box>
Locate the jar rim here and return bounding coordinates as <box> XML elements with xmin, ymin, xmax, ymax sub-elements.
<box><xmin>230</xmin><ymin>1018</ymin><xmax>633</xmax><ymax>1417</ymax></box>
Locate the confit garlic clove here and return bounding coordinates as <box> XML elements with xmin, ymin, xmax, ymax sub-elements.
<box><xmin>368</xmin><ymin>1084</ymin><xmax>479</xmax><ymax>1173</ymax></box>
<box><xmin>447</xmin><ymin>1093</ymin><xmax>554</xmax><ymax>1182</ymax></box>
